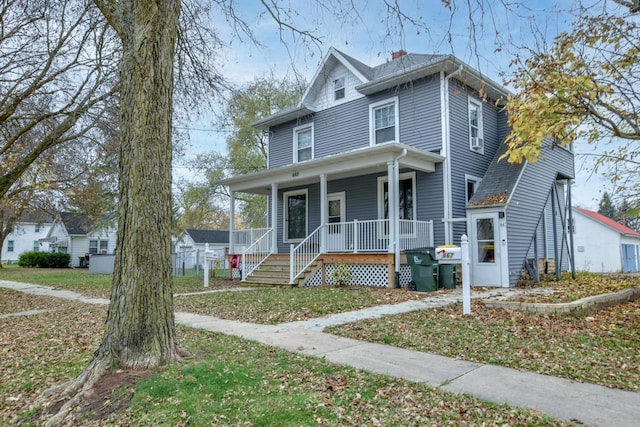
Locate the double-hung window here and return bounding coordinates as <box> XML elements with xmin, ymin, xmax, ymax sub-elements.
<box><xmin>293</xmin><ymin>124</ymin><xmax>313</xmax><ymax>163</ymax></box>
<box><xmin>334</xmin><ymin>76</ymin><xmax>345</xmax><ymax>101</ymax></box>
<box><xmin>370</xmin><ymin>97</ymin><xmax>399</xmax><ymax>145</ymax></box>
<box><xmin>7</xmin><ymin>240</ymin><xmax>14</xmax><ymax>252</ymax></box>
<box><xmin>89</xmin><ymin>240</ymin><xmax>109</xmax><ymax>254</ymax></box>
<box><xmin>33</xmin><ymin>241</ymin><xmax>39</xmax><ymax>252</ymax></box>
<box><xmin>469</xmin><ymin>98</ymin><xmax>484</xmax><ymax>152</ymax></box>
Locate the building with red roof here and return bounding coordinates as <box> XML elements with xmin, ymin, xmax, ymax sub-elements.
<box><xmin>572</xmin><ymin>206</ymin><xmax>640</xmax><ymax>273</ymax></box>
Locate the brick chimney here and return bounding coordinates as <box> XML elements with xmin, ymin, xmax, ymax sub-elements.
<box><xmin>391</xmin><ymin>49</ymin><xmax>407</xmax><ymax>60</ymax></box>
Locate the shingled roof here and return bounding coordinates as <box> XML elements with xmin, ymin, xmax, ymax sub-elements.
<box><xmin>467</xmin><ymin>143</ymin><xmax>524</xmax><ymax>208</ymax></box>
<box><xmin>184</xmin><ymin>229</ymin><xmax>229</xmax><ymax>244</ymax></box>
<box><xmin>59</xmin><ymin>212</ymin><xmax>94</xmax><ymax>235</ymax></box>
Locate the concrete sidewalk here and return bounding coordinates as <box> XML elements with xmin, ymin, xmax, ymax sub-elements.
<box><xmin>2</xmin><ymin>280</ymin><xmax>639</xmax><ymax>426</ymax></box>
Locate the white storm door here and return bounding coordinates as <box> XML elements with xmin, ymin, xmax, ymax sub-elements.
<box><xmin>326</xmin><ymin>192</ymin><xmax>346</xmax><ymax>252</ymax></box>
<box><xmin>471</xmin><ymin>213</ymin><xmax>502</xmax><ymax>286</ymax></box>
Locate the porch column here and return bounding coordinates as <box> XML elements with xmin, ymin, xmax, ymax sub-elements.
<box><xmin>229</xmin><ymin>191</ymin><xmax>236</xmax><ymax>254</ymax></box>
<box><xmin>271</xmin><ymin>183</ymin><xmax>278</xmax><ymax>253</ymax></box>
<box><xmin>393</xmin><ymin>156</ymin><xmax>401</xmax><ymax>283</ymax></box>
<box><xmin>320</xmin><ymin>174</ymin><xmax>327</xmax><ymax>253</ymax></box>
<box><xmin>387</xmin><ymin>161</ymin><xmax>396</xmax><ymax>255</ymax></box>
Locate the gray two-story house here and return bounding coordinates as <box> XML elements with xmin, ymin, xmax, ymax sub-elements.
<box><xmin>220</xmin><ymin>48</ymin><xmax>575</xmax><ymax>288</ymax></box>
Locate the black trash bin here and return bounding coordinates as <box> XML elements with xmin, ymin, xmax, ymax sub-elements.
<box><xmin>405</xmin><ymin>248</ymin><xmax>438</xmax><ymax>292</ymax></box>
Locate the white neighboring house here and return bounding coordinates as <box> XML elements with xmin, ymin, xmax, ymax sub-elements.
<box><xmin>46</xmin><ymin>212</ymin><xmax>117</xmax><ymax>267</ymax></box>
<box><xmin>174</xmin><ymin>229</ymin><xmax>229</xmax><ymax>270</ymax></box>
<box><xmin>573</xmin><ymin>206</ymin><xmax>640</xmax><ymax>273</ymax></box>
<box><xmin>1</xmin><ymin>213</ymin><xmax>53</xmax><ymax>264</ymax></box>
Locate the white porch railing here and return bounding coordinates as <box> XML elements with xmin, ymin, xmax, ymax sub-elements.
<box><xmin>289</xmin><ymin>219</ymin><xmax>434</xmax><ymax>284</ymax></box>
<box><xmin>399</xmin><ymin>219</ymin><xmax>434</xmax><ymax>250</ymax></box>
<box><xmin>241</xmin><ymin>228</ymin><xmax>274</xmax><ymax>281</ymax></box>
<box><xmin>231</xmin><ymin>228</ymin><xmax>269</xmax><ymax>254</ymax></box>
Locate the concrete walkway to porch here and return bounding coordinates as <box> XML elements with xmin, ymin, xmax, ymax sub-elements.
<box><xmin>1</xmin><ymin>280</ymin><xmax>638</xmax><ymax>427</ymax></box>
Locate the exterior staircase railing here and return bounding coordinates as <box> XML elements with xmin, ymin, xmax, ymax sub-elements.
<box><xmin>241</xmin><ymin>228</ymin><xmax>274</xmax><ymax>281</ymax></box>
<box><xmin>288</xmin><ymin>219</ymin><xmax>434</xmax><ymax>284</ymax></box>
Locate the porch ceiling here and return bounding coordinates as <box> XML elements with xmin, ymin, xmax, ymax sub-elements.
<box><xmin>218</xmin><ymin>143</ymin><xmax>445</xmax><ymax>194</ymax></box>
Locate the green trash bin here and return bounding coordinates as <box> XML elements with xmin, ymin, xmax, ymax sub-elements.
<box><xmin>405</xmin><ymin>248</ymin><xmax>439</xmax><ymax>292</ymax></box>
<box><xmin>438</xmin><ymin>264</ymin><xmax>456</xmax><ymax>289</ymax></box>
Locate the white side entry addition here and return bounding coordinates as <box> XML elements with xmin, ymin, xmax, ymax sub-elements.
<box><xmin>469</xmin><ymin>212</ymin><xmax>509</xmax><ymax>287</ymax></box>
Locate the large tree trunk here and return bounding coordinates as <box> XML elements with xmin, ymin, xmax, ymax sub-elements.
<box><xmin>102</xmin><ymin>0</ymin><xmax>181</xmax><ymax>369</ymax></box>
<box><xmin>43</xmin><ymin>1</ymin><xmax>182</xmax><ymax>425</ymax></box>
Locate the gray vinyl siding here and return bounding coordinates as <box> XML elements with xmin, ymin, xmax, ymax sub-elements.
<box><xmin>416</xmin><ymin>167</ymin><xmax>446</xmax><ymax>245</ymax></box>
<box><xmin>448</xmin><ymin>79</ymin><xmax>503</xmax><ymax>241</ymax></box>
<box><xmin>397</xmin><ymin>76</ymin><xmax>442</xmax><ymax>152</ymax></box>
<box><xmin>268</xmin><ymin>76</ymin><xmax>443</xmax><ymax>169</ymax></box>
<box><xmin>506</xmin><ymin>146</ymin><xmax>574</xmax><ymax>285</ymax></box>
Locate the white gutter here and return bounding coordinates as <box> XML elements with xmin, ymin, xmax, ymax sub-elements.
<box><xmin>393</xmin><ymin>148</ymin><xmax>407</xmax><ymax>287</ymax></box>
<box><xmin>441</xmin><ymin>65</ymin><xmax>464</xmax><ymax>244</ymax></box>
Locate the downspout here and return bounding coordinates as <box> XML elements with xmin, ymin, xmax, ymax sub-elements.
<box><xmin>440</xmin><ymin>65</ymin><xmax>464</xmax><ymax>244</ymax></box>
<box><xmin>393</xmin><ymin>148</ymin><xmax>407</xmax><ymax>288</ymax></box>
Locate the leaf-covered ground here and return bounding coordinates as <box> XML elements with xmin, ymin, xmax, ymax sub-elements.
<box><xmin>174</xmin><ymin>286</ymin><xmax>426</xmax><ymax>324</ymax></box>
<box><xmin>513</xmin><ymin>272</ymin><xmax>639</xmax><ymax>303</ymax></box>
<box><xmin>0</xmin><ymin>289</ymin><xmax>567</xmax><ymax>426</ymax></box>
<box><xmin>328</xmin><ymin>299</ymin><xmax>640</xmax><ymax>391</ymax></box>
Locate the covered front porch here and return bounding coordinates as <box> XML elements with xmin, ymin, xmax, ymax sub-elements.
<box><xmin>219</xmin><ymin>143</ymin><xmax>445</xmax><ymax>287</ymax></box>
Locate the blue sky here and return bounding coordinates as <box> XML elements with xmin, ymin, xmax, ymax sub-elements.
<box><xmin>178</xmin><ymin>0</ymin><xmax>612</xmax><ymax>210</ymax></box>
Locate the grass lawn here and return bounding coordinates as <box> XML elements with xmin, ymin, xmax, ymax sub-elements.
<box><xmin>0</xmin><ymin>265</ymin><xmax>238</xmax><ymax>298</ymax></box>
<box><xmin>0</xmin><ymin>291</ymin><xmax>568</xmax><ymax>426</ymax></box>
<box><xmin>327</xmin><ymin>299</ymin><xmax>640</xmax><ymax>392</ymax></box>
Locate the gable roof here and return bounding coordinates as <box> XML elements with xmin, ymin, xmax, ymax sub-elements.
<box><xmin>253</xmin><ymin>47</ymin><xmax>510</xmax><ymax>129</ymax></box>
<box><xmin>467</xmin><ymin>142</ymin><xmax>525</xmax><ymax>208</ymax></box>
<box><xmin>59</xmin><ymin>212</ymin><xmax>94</xmax><ymax>235</ymax></box>
<box><xmin>184</xmin><ymin>229</ymin><xmax>229</xmax><ymax>244</ymax></box>
<box><xmin>51</xmin><ymin>212</ymin><xmax>116</xmax><ymax>236</ymax></box>
<box><xmin>573</xmin><ymin>207</ymin><xmax>640</xmax><ymax>238</ymax></box>
<box><xmin>19</xmin><ymin>211</ymin><xmax>54</xmax><ymax>224</ymax></box>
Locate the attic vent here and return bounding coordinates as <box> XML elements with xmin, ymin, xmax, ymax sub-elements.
<box><xmin>391</xmin><ymin>50</ymin><xmax>407</xmax><ymax>60</ymax></box>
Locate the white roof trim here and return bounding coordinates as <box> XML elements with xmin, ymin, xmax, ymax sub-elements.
<box><xmin>299</xmin><ymin>47</ymin><xmax>371</xmax><ymax>107</ymax></box>
<box><xmin>218</xmin><ymin>143</ymin><xmax>444</xmax><ymax>194</ymax></box>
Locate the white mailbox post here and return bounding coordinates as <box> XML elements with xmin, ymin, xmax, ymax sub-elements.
<box><xmin>436</xmin><ymin>243</ymin><xmax>471</xmax><ymax>314</ymax></box>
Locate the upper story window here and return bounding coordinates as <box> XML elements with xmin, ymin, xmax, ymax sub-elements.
<box><xmin>370</xmin><ymin>97</ymin><xmax>399</xmax><ymax>145</ymax></box>
<box><xmin>89</xmin><ymin>240</ymin><xmax>108</xmax><ymax>254</ymax></box>
<box><xmin>334</xmin><ymin>76</ymin><xmax>345</xmax><ymax>101</ymax></box>
<box><xmin>293</xmin><ymin>123</ymin><xmax>313</xmax><ymax>163</ymax></box>
<box><xmin>35</xmin><ymin>224</ymin><xmax>40</xmax><ymax>232</ymax></box>
<box><xmin>469</xmin><ymin>98</ymin><xmax>484</xmax><ymax>153</ymax></box>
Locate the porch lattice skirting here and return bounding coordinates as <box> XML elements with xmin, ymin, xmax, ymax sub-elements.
<box><xmin>234</xmin><ymin>260</ymin><xmax>412</xmax><ymax>287</ymax></box>
<box><xmin>305</xmin><ymin>264</ymin><xmax>413</xmax><ymax>287</ymax></box>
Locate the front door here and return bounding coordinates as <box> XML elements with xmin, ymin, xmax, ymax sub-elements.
<box><xmin>284</xmin><ymin>190</ymin><xmax>307</xmax><ymax>242</ymax></box>
<box><xmin>470</xmin><ymin>212</ymin><xmax>505</xmax><ymax>286</ymax></box>
<box><xmin>327</xmin><ymin>192</ymin><xmax>346</xmax><ymax>251</ymax></box>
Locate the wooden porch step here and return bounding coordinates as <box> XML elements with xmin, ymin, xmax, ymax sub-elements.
<box><xmin>243</xmin><ymin>253</ymin><xmax>318</xmax><ymax>286</ymax></box>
